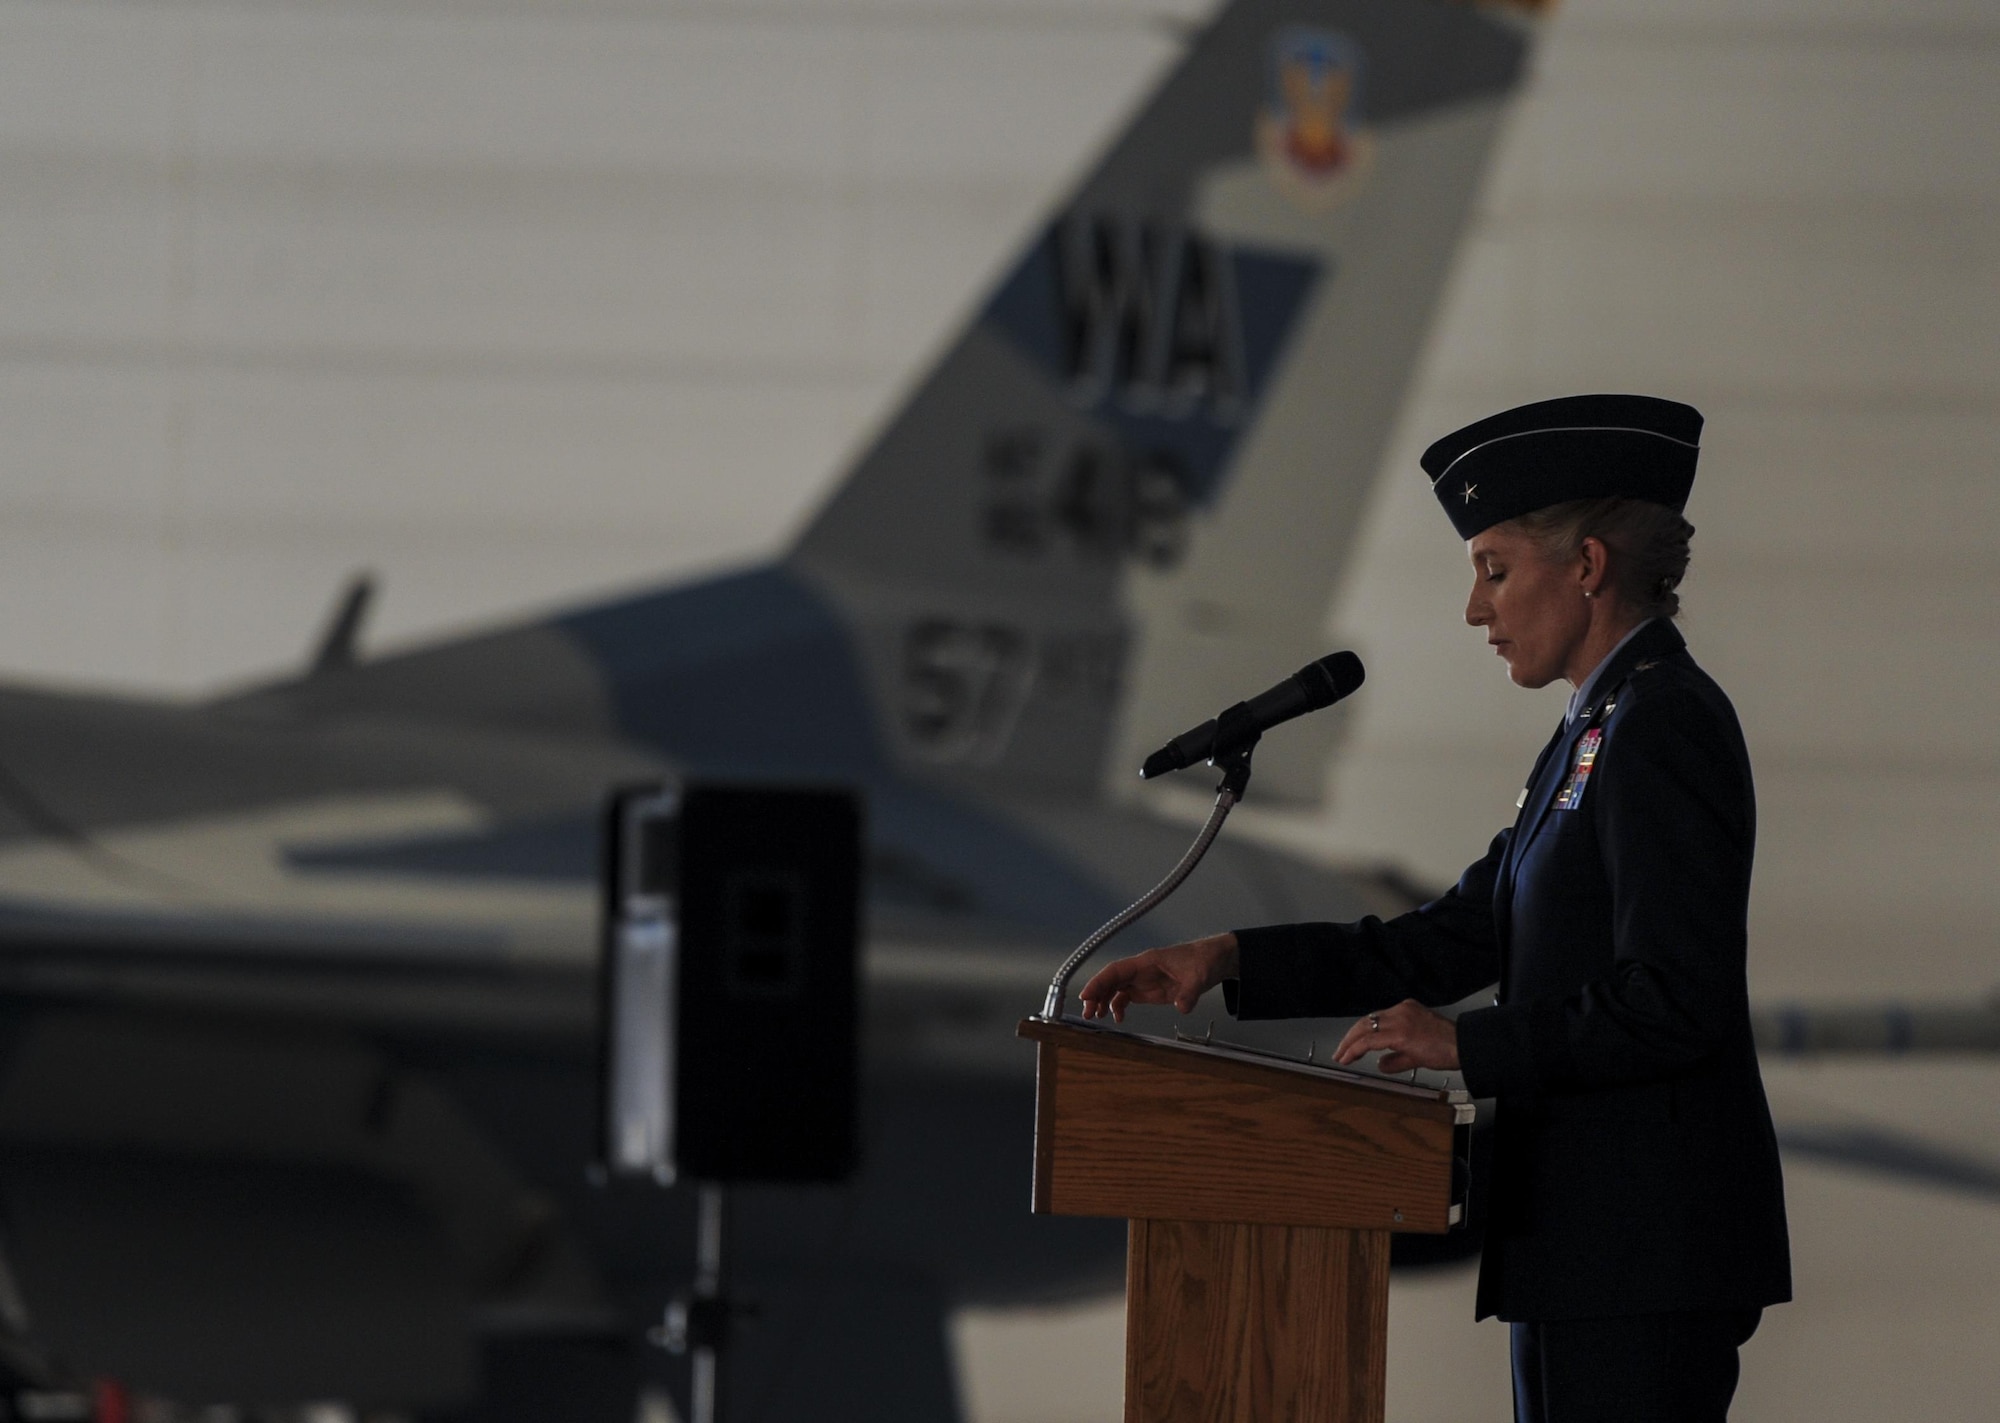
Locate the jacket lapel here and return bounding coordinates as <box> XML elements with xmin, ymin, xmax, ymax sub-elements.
<box><xmin>1514</xmin><ymin>621</ymin><xmax>1686</xmax><ymax>858</ymax></box>
<box><xmin>1491</xmin><ymin>717</ymin><xmax>1566</xmax><ymax>966</ymax></box>
<box><xmin>1497</xmin><ymin>620</ymin><xmax>1690</xmax><ymax>907</ymax></box>
<box><xmin>1498</xmin><ymin>716</ymin><xmax>1581</xmax><ymax>907</ymax></box>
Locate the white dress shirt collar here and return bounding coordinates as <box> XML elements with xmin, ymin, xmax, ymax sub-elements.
<box><xmin>1565</xmin><ymin>617</ymin><xmax>1657</xmax><ymax>726</ymax></box>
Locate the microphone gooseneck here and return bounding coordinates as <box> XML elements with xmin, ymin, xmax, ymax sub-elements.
<box><xmin>1038</xmin><ymin>651</ymin><xmax>1367</xmax><ymax>1021</ymax></box>
<box><xmin>1041</xmin><ymin>752</ymin><xmax>1252</xmax><ymax>1022</ymax></box>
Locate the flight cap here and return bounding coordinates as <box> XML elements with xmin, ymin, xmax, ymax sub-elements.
<box><xmin>1422</xmin><ymin>393</ymin><xmax>1702</xmax><ymax>539</ymax></box>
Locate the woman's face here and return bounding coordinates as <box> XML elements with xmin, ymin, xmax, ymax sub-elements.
<box><xmin>1464</xmin><ymin>524</ymin><xmax>1596</xmax><ymax>689</ymax></box>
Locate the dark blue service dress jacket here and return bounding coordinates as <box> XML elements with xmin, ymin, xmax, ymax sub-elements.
<box><xmin>1227</xmin><ymin>619</ymin><xmax>1792</xmax><ymax>1322</ymax></box>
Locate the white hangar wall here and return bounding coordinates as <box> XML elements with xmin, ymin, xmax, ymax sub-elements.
<box><xmin>1322</xmin><ymin>0</ymin><xmax>2000</xmax><ymax>1000</ymax></box>
<box><xmin>0</xmin><ymin>0</ymin><xmax>1198</xmax><ymax>691</ymax></box>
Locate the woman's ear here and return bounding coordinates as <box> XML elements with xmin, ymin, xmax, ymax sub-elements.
<box><xmin>1577</xmin><ymin>535</ymin><xmax>1611</xmax><ymax>599</ymax></box>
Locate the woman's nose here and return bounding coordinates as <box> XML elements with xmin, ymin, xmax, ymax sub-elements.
<box><xmin>1465</xmin><ymin>589</ymin><xmax>1489</xmax><ymax>626</ymax></box>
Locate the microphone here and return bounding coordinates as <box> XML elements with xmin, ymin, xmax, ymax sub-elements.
<box><xmin>1140</xmin><ymin>651</ymin><xmax>1365</xmax><ymax>779</ymax></box>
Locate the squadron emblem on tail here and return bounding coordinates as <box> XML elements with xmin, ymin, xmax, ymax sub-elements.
<box><xmin>1256</xmin><ymin>27</ymin><xmax>1376</xmax><ymax>210</ymax></box>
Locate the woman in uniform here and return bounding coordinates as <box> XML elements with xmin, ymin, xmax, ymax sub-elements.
<box><xmin>1078</xmin><ymin>394</ymin><xmax>1791</xmax><ymax>1422</ymax></box>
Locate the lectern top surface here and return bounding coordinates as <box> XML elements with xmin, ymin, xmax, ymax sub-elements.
<box><xmin>1018</xmin><ymin>1016</ymin><xmax>1472</xmax><ymax>1117</ymax></box>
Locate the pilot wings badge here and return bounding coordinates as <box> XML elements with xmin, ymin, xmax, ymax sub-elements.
<box><xmin>1255</xmin><ymin>28</ymin><xmax>1377</xmax><ymax>212</ymax></box>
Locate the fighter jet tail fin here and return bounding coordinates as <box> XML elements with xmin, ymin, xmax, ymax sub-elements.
<box><xmin>787</xmin><ymin>0</ymin><xmax>1536</xmax><ymax>803</ymax></box>
<box><xmin>233</xmin><ymin>1</ymin><xmax>1537</xmax><ymax>801</ymax></box>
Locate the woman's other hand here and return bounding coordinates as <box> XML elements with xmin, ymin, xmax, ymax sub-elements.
<box><xmin>1077</xmin><ymin>934</ymin><xmax>1239</xmax><ymax>1022</ymax></box>
<box><xmin>1333</xmin><ymin>998</ymin><xmax>1461</xmax><ymax>1073</ymax></box>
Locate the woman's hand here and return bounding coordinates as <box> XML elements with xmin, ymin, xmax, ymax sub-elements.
<box><xmin>1078</xmin><ymin>934</ymin><xmax>1239</xmax><ymax>1022</ymax></box>
<box><xmin>1333</xmin><ymin>998</ymin><xmax>1461</xmax><ymax>1074</ymax></box>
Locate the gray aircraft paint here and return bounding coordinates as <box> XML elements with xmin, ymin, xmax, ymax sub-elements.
<box><xmin>792</xmin><ymin>0</ymin><xmax>1528</xmax><ymax>804</ymax></box>
<box><xmin>1118</xmin><ymin>95</ymin><xmax>1524</xmax><ymax>802</ymax></box>
<box><xmin>0</xmin><ymin>0</ymin><xmax>1528</xmax><ymax>971</ymax></box>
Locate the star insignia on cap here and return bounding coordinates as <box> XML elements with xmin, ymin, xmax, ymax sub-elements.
<box><xmin>1461</xmin><ymin>482</ymin><xmax>1479</xmax><ymax>503</ymax></box>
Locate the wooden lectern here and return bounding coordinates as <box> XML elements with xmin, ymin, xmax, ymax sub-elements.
<box><xmin>1019</xmin><ymin>1017</ymin><xmax>1473</xmax><ymax>1423</ymax></box>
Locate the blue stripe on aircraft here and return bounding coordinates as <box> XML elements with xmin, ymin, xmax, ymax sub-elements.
<box><xmin>555</xmin><ymin>565</ymin><xmax>885</xmax><ymax>778</ymax></box>
<box><xmin>982</xmin><ymin>226</ymin><xmax>1320</xmax><ymax>505</ymax></box>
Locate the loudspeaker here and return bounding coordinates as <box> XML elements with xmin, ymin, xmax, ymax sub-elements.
<box><xmin>600</xmin><ymin>783</ymin><xmax>862</xmax><ymax>1184</ymax></box>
